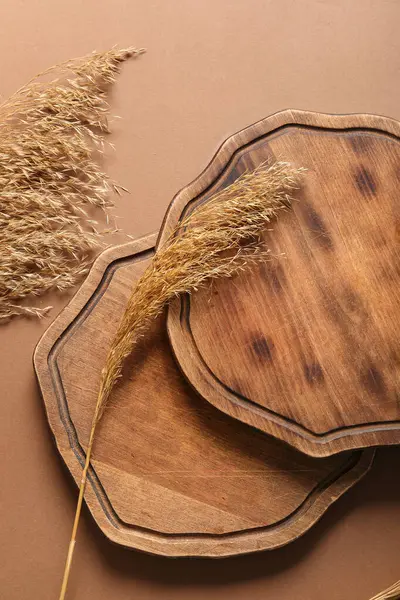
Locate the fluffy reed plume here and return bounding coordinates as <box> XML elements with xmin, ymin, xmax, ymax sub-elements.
<box><xmin>58</xmin><ymin>161</ymin><xmax>304</xmax><ymax>600</ymax></box>
<box><xmin>0</xmin><ymin>46</ymin><xmax>144</xmax><ymax>321</ymax></box>
<box><xmin>370</xmin><ymin>581</ymin><xmax>400</xmax><ymax>600</ymax></box>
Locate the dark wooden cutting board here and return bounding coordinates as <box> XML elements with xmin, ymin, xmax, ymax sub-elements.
<box><xmin>34</xmin><ymin>233</ymin><xmax>373</xmax><ymax>557</ymax></box>
<box><xmin>165</xmin><ymin>110</ymin><xmax>400</xmax><ymax>457</ymax></box>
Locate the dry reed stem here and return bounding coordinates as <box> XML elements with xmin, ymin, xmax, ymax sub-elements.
<box><xmin>58</xmin><ymin>161</ymin><xmax>304</xmax><ymax>600</ymax></box>
<box><xmin>369</xmin><ymin>581</ymin><xmax>400</xmax><ymax>600</ymax></box>
<box><xmin>0</xmin><ymin>46</ymin><xmax>144</xmax><ymax>321</ymax></box>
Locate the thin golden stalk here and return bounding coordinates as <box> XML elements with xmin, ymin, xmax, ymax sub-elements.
<box><xmin>58</xmin><ymin>161</ymin><xmax>304</xmax><ymax>599</ymax></box>
<box><xmin>0</xmin><ymin>46</ymin><xmax>144</xmax><ymax>321</ymax></box>
<box><xmin>369</xmin><ymin>581</ymin><xmax>400</xmax><ymax>600</ymax></box>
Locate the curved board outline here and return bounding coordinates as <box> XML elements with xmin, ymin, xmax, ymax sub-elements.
<box><xmin>165</xmin><ymin>110</ymin><xmax>400</xmax><ymax>457</ymax></box>
<box><xmin>34</xmin><ymin>232</ymin><xmax>374</xmax><ymax>556</ymax></box>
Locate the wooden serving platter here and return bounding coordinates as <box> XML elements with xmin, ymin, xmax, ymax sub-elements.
<box><xmin>165</xmin><ymin>110</ymin><xmax>400</xmax><ymax>457</ymax></box>
<box><xmin>34</xmin><ymin>233</ymin><xmax>374</xmax><ymax>557</ymax></box>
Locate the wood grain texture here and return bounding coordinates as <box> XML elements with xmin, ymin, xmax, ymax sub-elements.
<box><xmin>166</xmin><ymin>110</ymin><xmax>400</xmax><ymax>457</ymax></box>
<box><xmin>34</xmin><ymin>233</ymin><xmax>373</xmax><ymax>557</ymax></box>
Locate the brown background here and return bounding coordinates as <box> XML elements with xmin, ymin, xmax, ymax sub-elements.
<box><xmin>0</xmin><ymin>1</ymin><xmax>399</xmax><ymax>599</ymax></box>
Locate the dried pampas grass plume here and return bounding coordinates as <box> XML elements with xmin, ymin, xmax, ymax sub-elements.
<box><xmin>0</xmin><ymin>46</ymin><xmax>144</xmax><ymax>321</ymax></box>
<box><xmin>58</xmin><ymin>161</ymin><xmax>304</xmax><ymax>600</ymax></box>
<box><xmin>98</xmin><ymin>162</ymin><xmax>302</xmax><ymax>413</ymax></box>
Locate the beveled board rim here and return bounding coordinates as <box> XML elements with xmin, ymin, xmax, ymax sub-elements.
<box><xmin>34</xmin><ymin>233</ymin><xmax>374</xmax><ymax>557</ymax></box>
<box><xmin>164</xmin><ymin>109</ymin><xmax>400</xmax><ymax>457</ymax></box>
<box><xmin>158</xmin><ymin>109</ymin><xmax>400</xmax><ymax>249</ymax></box>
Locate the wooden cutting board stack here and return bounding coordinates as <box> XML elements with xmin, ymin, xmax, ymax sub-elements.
<box><xmin>35</xmin><ymin>110</ymin><xmax>400</xmax><ymax>557</ymax></box>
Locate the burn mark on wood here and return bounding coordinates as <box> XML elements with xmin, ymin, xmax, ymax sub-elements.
<box><xmin>360</xmin><ymin>364</ymin><xmax>386</xmax><ymax>396</ymax></box>
<box><xmin>341</xmin><ymin>285</ymin><xmax>368</xmax><ymax>322</ymax></box>
<box><xmin>261</xmin><ymin>262</ymin><xmax>286</xmax><ymax>294</ymax></box>
<box><xmin>301</xmin><ymin>202</ymin><xmax>334</xmax><ymax>251</ymax></box>
<box><xmin>354</xmin><ymin>166</ymin><xmax>377</xmax><ymax>196</ymax></box>
<box><xmin>348</xmin><ymin>134</ymin><xmax>372</xmax><ymax>154</ymax></box>
<box><xmin>342</xmin><ymin>286</ymin><xmax>361</xmax><ymax>313</ymax></box>
<box><xmin>270</xmin><ymin>265</ymin><xmax>285</xmax><ymax>293</ymax></box>
<box><xmin>304</xmin><ymin>362</ymin><xmax>324</xmax><ymax>384</ymax></box>
<box><xmin>251</xmin><ymin>335</ymin><xmax>274</xmax><ymax>361</ymax></box>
